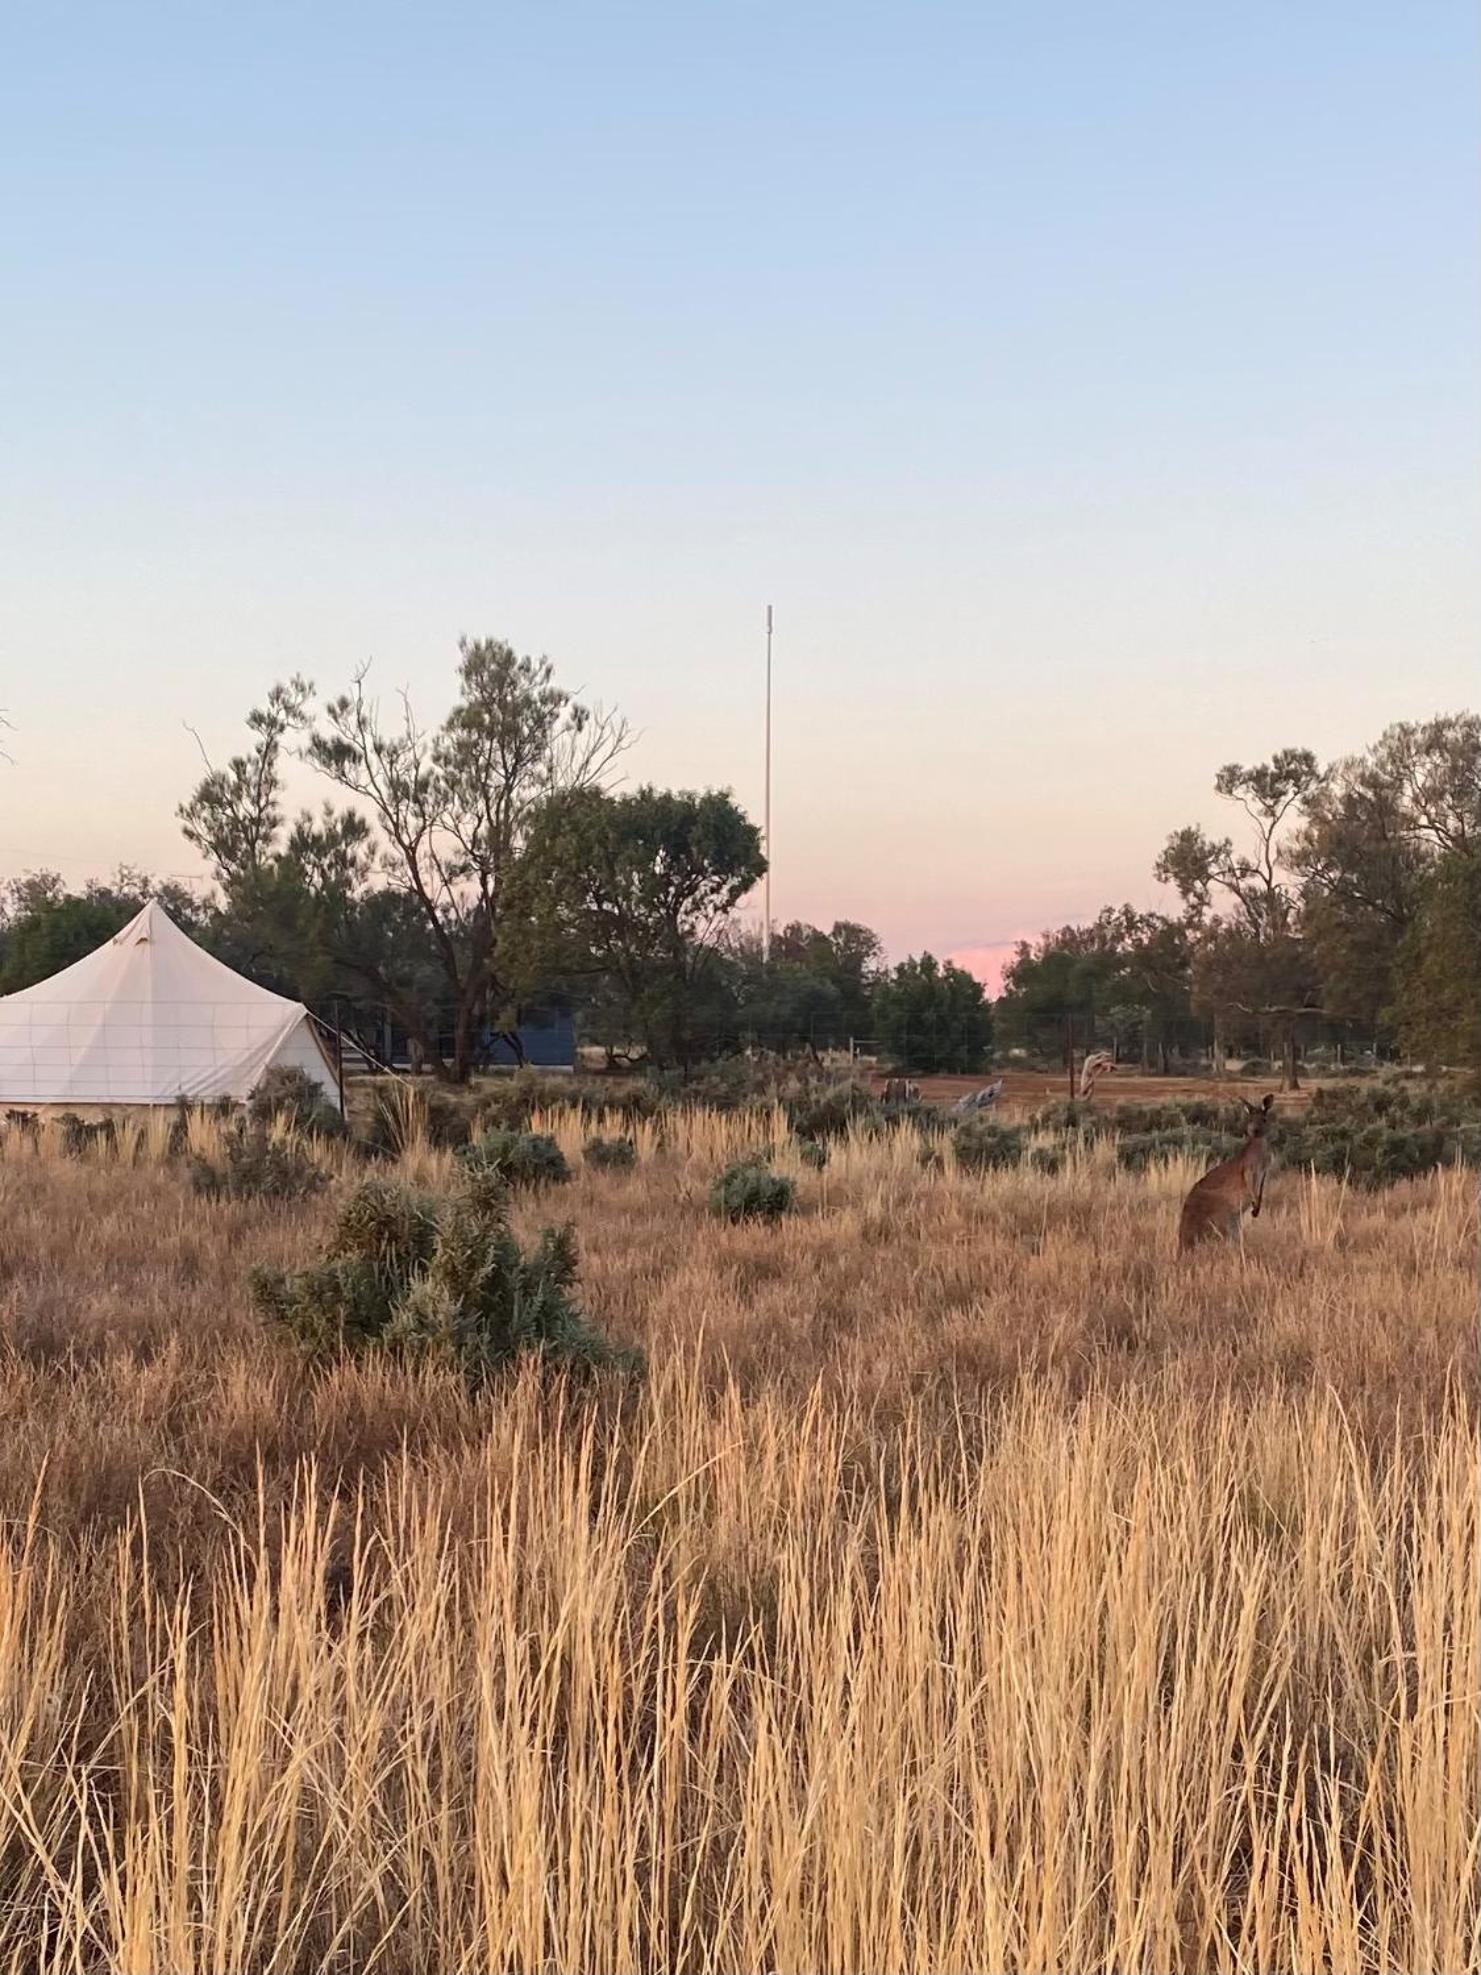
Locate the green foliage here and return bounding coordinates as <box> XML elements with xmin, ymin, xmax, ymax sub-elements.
<box><xmin>190</xmin><ymin>1122</ymin><xmax>329</xmax><ymax>1203</ymax></box>
<box><xmin>356</xmin><ymin>1083</ymin><xmax>476</xmax><ymax>1158</ymax></box>
<box><xmin>0</xmin><ymin>870</ymin><xmax>211</xmax><ymax>992</ymax></box>
<box><xmin>251</xmin><ymin>1172</ymin><xmax>636</xmax><ymax>1383</ymax></box>
<box><xmin>798</xmin><ymin>1138</ymin><xmax>830</xmax><ymax>1171</ymax></box>
<box><xmin>583</xmin><ymin>1134</ymin><xmax>637</xmax><ymax>1171</ymax></box>
<box><xmin>1114</xmin><ymin>1127</ymin><xmax>1236</xmax><ymax>1173</ymax></box>
<box><xmin>247</xmin><ymin>1064</ymin><xmax>346</xmax><ymax>1139</ymax></box>
<box><xmin>185</xmin><ymin>646</ymin><xmax>628</xmax><ymax>1081</ymax></box>
<box><xmin>950</xmin><ymin>1119</ymin><xmax>1025</xmax><ymax>1171</ymax></box>
<box><xmin>648</xmin><ymin>1058</ymin><xmax>775</xmax><ymax>1115</ymax></box>
<box><xmin>786</xmin><ymin>1078</ymin><xmax>882</xmax><ymax>1141</ymax></box>
<box><xmin>460</xmin><ymin>1127</ymin><xmax>571</xmax><ymax>1189</ymax></box>
<box><xmin>709</xmin><ymin>1159</ymin><xmax>797</xmax><ymax>1223</ymax></box>
<box><xmin>872</xmin><ymin>952</ymin><xmax>992</xmax><ymax>1075</ymax></box>
<box><xmin>997</xmin><ymin>906</ymin><xmax>1192</xmax><ymax>1067</ymax></box>
<box><xmin>523</xmin><ymin>783</ymin><xmax>765</xmax><ymax>1069</ymax></box>
<box><xmin>1032</xmin><ymin>1095</ymin><xmax>1248</xmax><ymax>1137</ymax></box>
<box><xmin>1394</xmin><ymin>853</ymin><xmax>1481</xmax><ymax>1081</ymax></box>
<box><xmin>1275</xmin><ymin>1085</ymin><xmax>1480</xmax><ymax>1187</ymax></box>
<box><xmin>732</xmin><ymin>919</ymin><xmax>884</xmax><ymax>1054</ymax></box>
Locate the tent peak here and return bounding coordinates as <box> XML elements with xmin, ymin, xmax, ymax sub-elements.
<box><xmin>111</xmin><ymin>898</ymin><xmax>179</xmax><ymax>945</ymax></box>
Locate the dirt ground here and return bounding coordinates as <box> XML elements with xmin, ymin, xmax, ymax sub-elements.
<box><xmin>869</xmin><ymin>1067</ymin><xmax>1315</xmax><ymax>1119</ymax></box>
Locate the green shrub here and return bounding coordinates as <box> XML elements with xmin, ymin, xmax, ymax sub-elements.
<box><xmin>251</xmin><ymin>1172</ymin><xmax>636</xmax><ymax>1383</ymax></box>
<box><xmin>786</xmin><ymin>1078</ymin><xmax>882</xmax><ymax>1142</ymax></box>
<box><xmin>1278</xmin><ymin>1120</ymin><xmax>1457</xmax><ymax>1187</ymax></box>
<box><xmin>1027</xmin><ymin>1143</ymin><xmax>1063</xmax><ymax>1175</ymax></box>
<box><xmin>798</xmin><ymin>1138</ymin><xmax>830</xmax><ymax>1171</ymax></box>
<box><xmin>460</xmin><ymin>1127</ymin><xmax>571</xmax><ymax>1189</ymax></box>
<box><xmin>583</xmin><ymin>1134</ymin><xmax>637</xmax><ymax>1172</ymax></box>
<box><xmin>710</xmin><ymin>1159</ymin><xmax>796</xmax><ymax>1222</ymax></box>
<box><xmin>248</xmin><ymin>1065</ymin><xmax>346</xmax><ymax>1139</ymax></box>
<box><xmin>951</xmin><ymin>1119</ymin><xmax>1025</xmax><ymax>1172</ymax></box>
<box><xmin>1306</xmin><ymin>1080</ymin><xmax>1476</xmax><ymax>1130</ymax></box>
<box><xmin>356</xmin><ymin>1083</ymin><xmax>476</xmax><ymax>1158</ymax></box>
<box><xmin>470</xmin><ymin>1069</ymin><xmax>552</xmax><ymax>1132</ymax></box>
<box><xmin>1114</xmin><ymin>1127</ymin><xmax>1237</xmax><ymax>1174</ymax></box>
<box><xmin>649</xmin><ymin>1059</ymin><xmax>775</xmax><ymax>1115</ymax></box>
<box><xmin>1028</xmin><ymin>1099</ymin><xmax>1103</xmax><ymax>1135</ymax></box>
<box><xmin>190</xmin><ymin>1122</ymin><xmax>329</xmax><ymax>1203</ymax></box>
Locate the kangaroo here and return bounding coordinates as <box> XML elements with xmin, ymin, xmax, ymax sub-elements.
<box><xmin>1177</xmin><ymin>1094</ymin><xmax>1275</xmax><ymax>1253</ymax></box>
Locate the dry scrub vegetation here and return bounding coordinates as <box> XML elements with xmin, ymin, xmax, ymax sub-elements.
<box><xmin>0</xmin><ymin>1108</ymin><xmax>1475</xmax><ymax>1972</ymax></box>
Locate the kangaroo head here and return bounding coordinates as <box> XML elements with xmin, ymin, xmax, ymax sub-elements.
<box><xmin>1241</xmin><ymin>1094</ymin><xmax>1275</xmax><ymax>1139</ymax></box>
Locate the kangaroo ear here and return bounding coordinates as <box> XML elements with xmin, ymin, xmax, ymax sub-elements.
<box><xmin>1240</xmin><ymin>1098</ymin><xmax>1258</xmax><ymax>1116</ymax></box>
<box><xmin>1261</xmin><ymin>1093</ymin><xmax>1275</xmax><ymax>1114</ymax></box>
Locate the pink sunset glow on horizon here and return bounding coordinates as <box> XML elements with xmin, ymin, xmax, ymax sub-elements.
<box><xmin>947</xmin><ymin>941</ymin><xmax>1031</xmax><ymax>997</ymax></box>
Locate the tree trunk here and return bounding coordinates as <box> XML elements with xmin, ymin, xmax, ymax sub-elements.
<box><xmin>1281</xmin><ymin>1025</ymin><xmax>1301</xmax><ymax>1092</ymax></box>
<box><xmin>450</xmin><ymin>999</ymin><xmax>480</xmax><ymax>1084</ymax></box>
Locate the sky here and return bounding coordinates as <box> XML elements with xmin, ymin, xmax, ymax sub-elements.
<box><xmin>2</xmin><ymin>2</ymin><xmax>1476</xmax><ymax>986</ymax></box>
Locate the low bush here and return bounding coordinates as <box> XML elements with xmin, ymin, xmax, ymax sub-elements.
<box><xmin>787</xmin><ymin>1079</ymin><xmax>882</xmax><ymax>1142</ymax></box>
<box><xmin>470</xmin><ymin>1070</ymin><xmax>551</xmax><ymax>1132</ymax></box>
<box><xmin>1278</xmin><ymin>1120</ymin><xmax>1462</xmax><ymax>1187</ymax></box>
<box><xmin>460</xmin><ymin>1127</ymin><xmax>571</xmax><ymax>1189</ymax></box>
<box><xmin>1305</xmin><ymin>1080</ymin><xmax>1478</xmax><ymax>1130</ymax></box>
<box><xmin>190</xmin><ymin>1122</ymin><xmax>329</xmax><ymax>1203</ymax></box>
<box><xmin>710</xmin><ymin>1159</ymin><xmax>796</xmax><ymax>1223</ymax></box>
<box><xmin>798</xmin><ymin>1138</ymin><xmax>830</xmax><ymax>1171</ymax></box>
<box><xmin>57</xmin><ymin>1113</ymin><xmax>117</xmax><ymax>1158</ymax></box>
<box><xmin>356</xmin><ymin>1083</ymin><xmax>475</xmax><ymax>1158</ymax></box>
<box><xmin>247</xmin><ymin>1064</ymin><xmax>346</xmax><ymax>1139</ymax></box>
<box><xmin>951</xmin><ymin>1119</ymin><xmax>1026</xmax><ymax>1172</ymax></box>
<box><xmin>251</xmin><ymin>1172</ymin><xmax>636</xmax><ymax>1383</ymax></box>
<box><xmin>1115</xmin><ymin>1127</ymin><xmax>1237</xmax><ymax>1174</ymax></box>
<box><xmin>650</xmin><ymin>1059</ymin><xmax>776</xmax><ymax>1115</ymax></box>
<box><xmin>583</xmin><ymin>1135</ymin><xmax>638</xmax><ymax>1172</ymax></box>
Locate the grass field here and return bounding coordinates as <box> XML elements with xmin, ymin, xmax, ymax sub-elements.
<box><xmin>0</xmin><ymin>1109</ymin><xmax>1475</xmax><ymax>1972</ymax></box>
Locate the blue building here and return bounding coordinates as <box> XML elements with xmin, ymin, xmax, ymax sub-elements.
<box><xmin>485</xmin><ymin>1011</ymin><xmax>576</xmax><ymax>1070</ymax></box>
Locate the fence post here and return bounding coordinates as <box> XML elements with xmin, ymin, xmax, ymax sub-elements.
<box><xmin>333</xmin><ymin>996</ymin><xmax>346</xmax><ymax>1121</ymax></box>
<box><xmin>1066</xmin><ymin>1014</ymin><xmax>1076</xmax><ymax>1104</ymax></box>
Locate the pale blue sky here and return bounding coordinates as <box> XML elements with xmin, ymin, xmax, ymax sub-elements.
<box><xmin>2</xmin><ymin>2</ymin><xmax>1476</xmax><ymax>972</ymax></box>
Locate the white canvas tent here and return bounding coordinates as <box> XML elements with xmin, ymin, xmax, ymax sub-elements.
<box><xmin>0</xmin><ymin>899</ymin><xmax>340</xmax><ymax>1108</ymax></box>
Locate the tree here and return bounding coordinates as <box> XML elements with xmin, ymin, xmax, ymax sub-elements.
<box><xmin>732</xmin><ymin>957</ymin><xmax>843</xmax><ymax>1060</ymax></box>
<box><xmin>0</xmin><ymin>869</ymin><xmax>209</xmax><ymax>992</ymax></box>
<box><xmin>725</xmin><ymin>918</ymin><xmax>886</xmax><ymax>1057</ymax></box>
<box><xmin>180</xmin><ymin>677</ymin><xmax>314</xmax><ymax>885</ymax></box>
<box><xmin>1392</xmin><ymin>853</ymin><xmax>1481</xmax><ymax>1079</ymax></box>
<box><xmin>995</xmin><ymin>906</ymin><xmax>1192</xmax><ymax>1068</ymax></box>
<box><xmin>872</xmin><ymin>953</ymin><xmax>992</xmax><ymax>1074</ymax></box>
<box><xmin>523</xmin><ymin>785</ymin><xmax>765</xmax><ymax>1069</ymax></box>
<box><xmin>1156</xmin><ymin>750</ymin><xmax>1325</xmax><ymax>1088</ymax></box>
<box><xmin>182</xmin><ymin>640</ymin><xmax>629</xmax><ymax>1079</ymax></box>
<box><xmin>304</xmin><ymin>642</ymin><xmax>628</xmax><ymax>1079</ymax></box>
<box><xmin>1291</xmin><ymin>714</ymin><xmax>1481</xmax><ymax>1037</ymax></box>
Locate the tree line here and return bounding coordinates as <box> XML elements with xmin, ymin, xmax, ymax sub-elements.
<box><xmin>0</xmin><ymin>641</ymin><xmax>1474</xmax><ymax>1088</ymax></box>
<box><xmin>0</xmin><ymin>640</ymin><xmax>990</xmax><ymax>1077</ymax></box>
<box><xmin>998</xmin><ymin>717</ymin><xmax>1480</xmax><ymax>1086</ymax></box>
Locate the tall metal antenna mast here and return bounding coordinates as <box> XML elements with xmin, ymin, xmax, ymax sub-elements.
<box><xmin>763</xmin><ymin>604</ymin><xmax>773</xmax><ymax>964</ymax></box>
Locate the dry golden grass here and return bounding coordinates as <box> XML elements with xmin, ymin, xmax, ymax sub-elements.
<box><xmin>0</xmin><ymin>1114</ymin><xmax>1475</xmax><ymax>1972</ymax></box>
